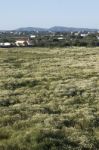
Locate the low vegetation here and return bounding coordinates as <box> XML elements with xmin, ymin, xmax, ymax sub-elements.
<box><xmin>0</xmin><ymin>47</ymin><xmax>99</xmax><ymax>150</ymax></box>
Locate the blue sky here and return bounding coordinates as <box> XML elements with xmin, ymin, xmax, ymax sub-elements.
<box><xmin>0</xmin><ymin>0</ymin><xmax>99</xmax><ymax>30</ymax></box>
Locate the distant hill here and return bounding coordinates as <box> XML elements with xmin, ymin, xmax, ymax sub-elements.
<box><xmin>16</xmin><ymin>27</ymin><xmax>47</xmax><ymax>32</ymax></box>
<box><xmin>49</xmin><ymin>26</ymin><xmax>98</xmax><ymax>32</ymax></box>
<box><xmin>15</xmin><ymin>26</ymin><xmax>98</xmax><ymax>33</ymax></box>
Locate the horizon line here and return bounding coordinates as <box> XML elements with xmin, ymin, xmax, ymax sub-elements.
<box><xmin>0</xmin><ymin>25</ymin><xmax>99</xmax><ymax>31</ymax></box>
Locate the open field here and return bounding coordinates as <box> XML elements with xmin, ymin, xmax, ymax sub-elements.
<box><xmin>0</xmin><ymin>47</ymin><xmax>99</xmax><ymax>150</ymax></box>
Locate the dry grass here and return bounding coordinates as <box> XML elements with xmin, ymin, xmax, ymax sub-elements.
<box><xmin>0</xmin><ymin>47</ymin><xmax>99</xmax><ymax>149</ymax></box>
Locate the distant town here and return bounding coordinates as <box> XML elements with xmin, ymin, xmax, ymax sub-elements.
<box><xmin>0</xmin><ymin>26</ymin><xmax>99</xmax><ymax>47</ymax></box>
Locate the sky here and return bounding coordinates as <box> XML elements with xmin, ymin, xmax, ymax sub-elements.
<box><xmin>0</xmin><ymin>0</ymin><xmax>99</xmax><ymax>30</ymax></box>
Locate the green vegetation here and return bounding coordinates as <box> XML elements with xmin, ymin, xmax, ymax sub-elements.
<box><xmin>0</xmin><ymin>47</ymin><xmax>99</xmax><ymax>150</ymax></box>
<box><xmin>1</xmin><ymin>32</ymin><xmax>99</xmax><ymax>47</ymax></box>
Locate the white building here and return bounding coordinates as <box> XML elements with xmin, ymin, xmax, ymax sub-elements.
<box><xmin>0</xmin><ymin>42</ymin><xmax>11</xmax><ymax>47</ymax></box>
<box><xmin>80</xmin><ymin>33</ymin><xmax>88</xmax><ymax>37</ymax></box>
<box><xmin>57</xmin><ymin>37</ymin><xmax>64</xmax><ymax>40</ymax></box>
<box><xmin>15</xmin><ymin>40</ymin><xmax>26</xmax><ymax>46</ymax></box>
<box><xmin>4</xmin><ymin>42</ymin><xmax>11</xmax><ymax>46</ymax></box>
<box><xmin>30</xmin><ymin>35</ymin><xmax>36</xmax><ymax>38</ymax></box>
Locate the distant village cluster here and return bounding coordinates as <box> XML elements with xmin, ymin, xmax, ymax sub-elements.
<box><xmin>0</xmin><ymin>29</ymin><xmax>99</xmax><ymax>47</ymax></box>
<box><xmin>0</xmin><ymin>33</ymin><xmax>35</xmax><ymax>47</ymax></box>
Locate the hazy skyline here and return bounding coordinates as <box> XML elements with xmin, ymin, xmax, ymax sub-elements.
<box><xmin>0</xmin><ymin>0</ymin><xmax>99</xmax><ymax>30</ymax></box>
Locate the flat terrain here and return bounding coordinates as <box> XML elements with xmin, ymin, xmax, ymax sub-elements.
<box><xmin>0</xmin><ymin>47</ymin><xmax>99</xmax><ymax>150</ymax></box>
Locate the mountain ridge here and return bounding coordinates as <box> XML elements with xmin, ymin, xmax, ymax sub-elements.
<box><xmin>15</xmin><ymin>26</ymin><xmax>98</xmax><ymax>32</ymax></box>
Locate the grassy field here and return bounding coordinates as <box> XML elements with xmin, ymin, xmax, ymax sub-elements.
<box><xmin>0</xmin><ymin>47</ymin><xmax>99</xmax><ymax>150</ymax></box>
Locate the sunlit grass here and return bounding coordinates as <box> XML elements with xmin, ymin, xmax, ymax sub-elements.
<box><xmin>0</xmin><ymin>47</ymin><xmax>99</xmax><ymax>149</ymax></box>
